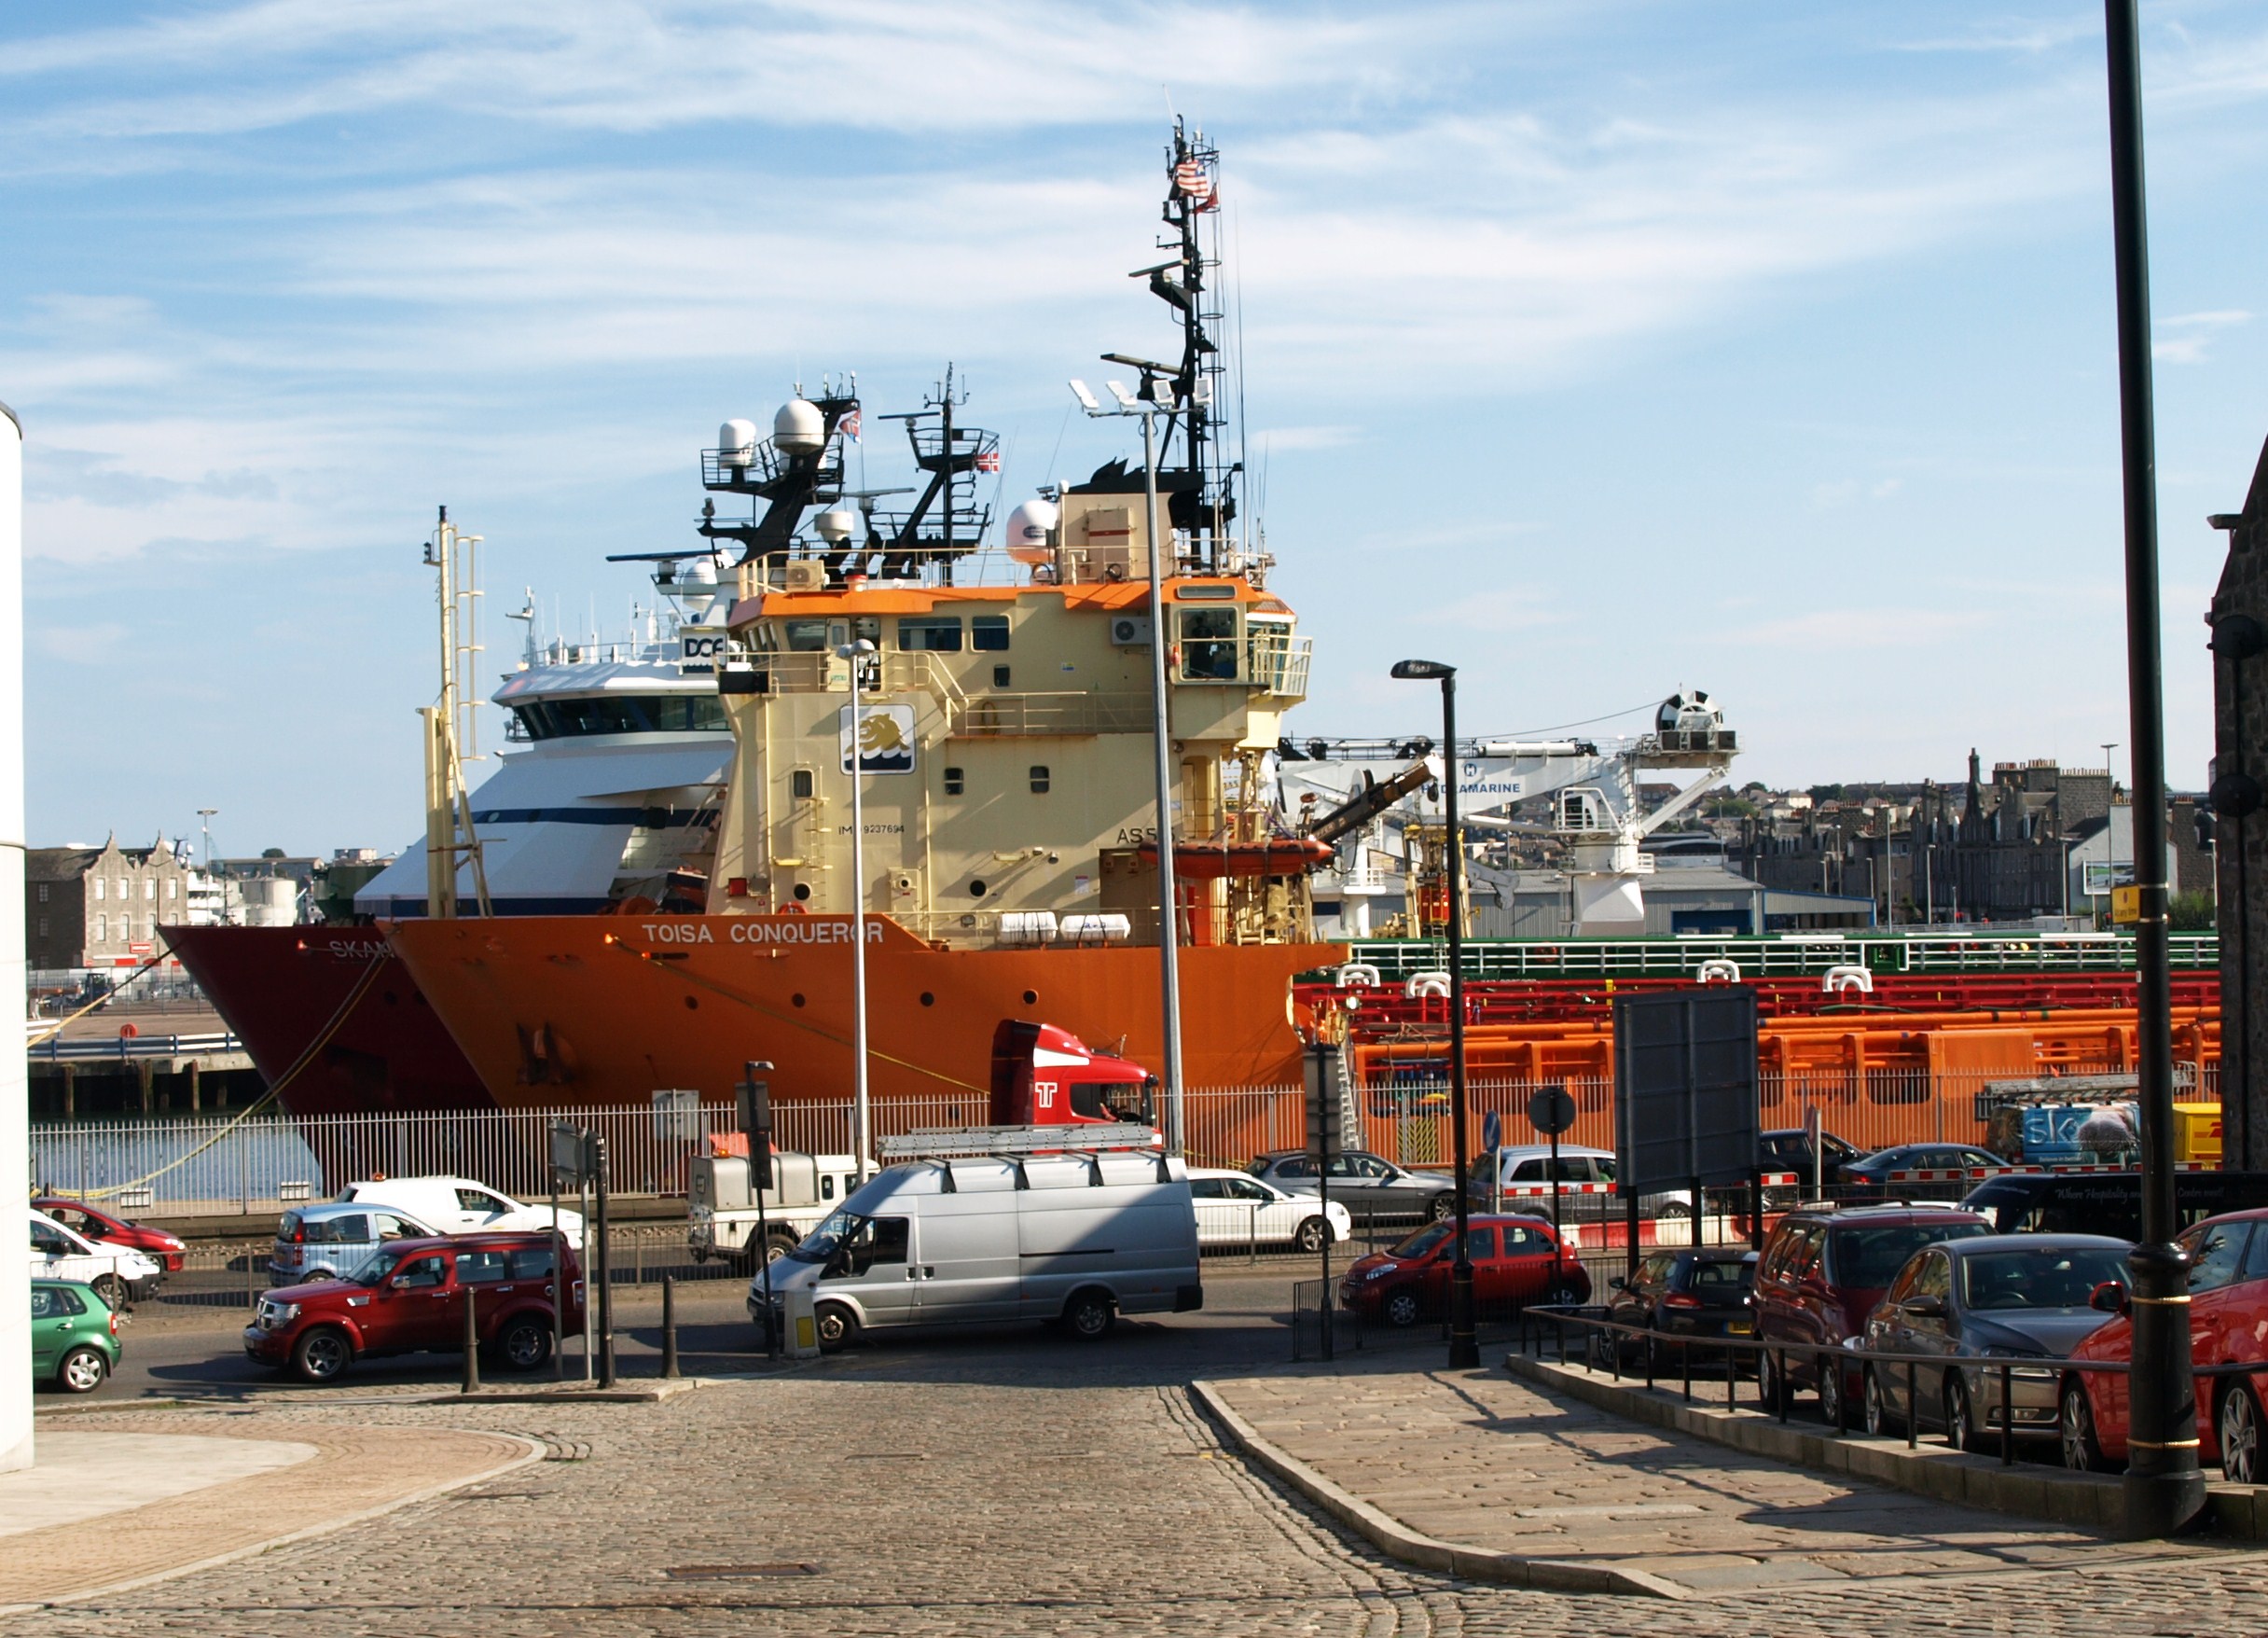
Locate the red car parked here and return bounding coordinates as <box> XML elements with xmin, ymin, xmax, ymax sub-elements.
<box><xmin>33</xmin><ymin>1197</ymin><xmax>187</xmax><ymax>1275</ymax></box>
<box><xmin>2061</xmin><ymin>1207</ymin><xmax>2268</xmax><ymax>1481</ymax></box>
<box><xmin>1338</xmin><ymin>1214</ymin><xmax>1589</xmax><ymax>1327</ymax></box>
<box><xmin>243</xmin><ymin>1231</ymin><xmax>583</xmax><ymax>1384</ymax></box>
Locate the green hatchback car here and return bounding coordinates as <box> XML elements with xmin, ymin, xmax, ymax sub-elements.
<box><xmin>31</xmin><ymin>1280</ymin><xmax>120</xmax><ymax>1394</ymax></box>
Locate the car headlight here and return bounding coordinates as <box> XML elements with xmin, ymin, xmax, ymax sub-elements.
<box><xmin>1363</xmin><ymin>1265</ymin><xmax>1397</xmax><ymax>1282</ymax></box>
<box><xmin>1978</xmin><ymin>1347</ymin><xmax>2054</xmax><ymax>1380</ymax></box>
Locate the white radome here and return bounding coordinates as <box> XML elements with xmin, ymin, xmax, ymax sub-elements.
<box><xmin>773</xmin><ymin>399</ymin><xmax>826</xmax><ymax>455</ymax></box>
<box><xmin>718</xmin><ymin>419</ymin><xmax>759</xmax><ymax>466</ymax></box>
<box><xmin>814</xmin><ymin>507</ymin><xmax>860</xmax><ymax>545</ymax></box>
<box><xmin>1004</xmin><ymin>497</ymin><xmax>1058</xmax><ymax>564</ymax></box>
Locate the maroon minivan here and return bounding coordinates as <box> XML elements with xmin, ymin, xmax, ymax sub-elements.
<box><xmin>1754</xmin><ymin>1203</ymin><xmax>1991</xmax><ymax>1423</ymax></box>
<box><xmin>244</xmin><ymin>1231</ymin><xmax>583</xmax><ymax>1384</ymax></box>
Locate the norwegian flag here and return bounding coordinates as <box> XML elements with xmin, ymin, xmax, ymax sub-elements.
<box><xmin>1173</xmin><ymin>158</ymin><xmax>1217</xmax><ymax>210</ymax></box>
<box><xmin>841</xmin><ymin>409</ymin><xmax>861</xmax><ymax>442</ymax></box>
<box><xmin>975</xmin><ymin>450</ymin><xmax>1001</xmax><ymax>474</ymax></box>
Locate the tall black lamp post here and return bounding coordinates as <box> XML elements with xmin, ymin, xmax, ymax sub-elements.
<box><xmin>2101</xmin><ymin>0</ymin><xmax>2204</xmax><ymax>1536</ymax></box>
<box><xmin>1391</xmin><ymin>659</ymin><xmax>1479</xmax><ymax>1369</ymax></box>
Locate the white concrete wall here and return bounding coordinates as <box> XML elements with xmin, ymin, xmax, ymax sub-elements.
<box><xmin>1</xmin><ymin>400</ymin><xmax>28</xmax><ymax>1472</ymax></box>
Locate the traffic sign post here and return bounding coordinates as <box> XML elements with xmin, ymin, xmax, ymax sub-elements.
<box><xmin>546</xmin><ymin>1120</ymin><xmax>591</xmax><ymax>1382</ymax></box>
<box><xmin>1304</xmin><ymin>1042</ymin><xmax>1340</xmax><ymax>1361</ymax></box>
<box><xmin>1482</xmin><ymin>1109</ymin><xmax>1502</xmax><ymax>1213</ymax></box>
<box><xmin>1528</xmin><ymin>1085</ymin><xmax>1576</xmax><ymax>1247</ymax></box>
<box><xmin>741</xmin><ymin>1061</ymin><xmax>778</xmax><ymax>1357</ymax></box>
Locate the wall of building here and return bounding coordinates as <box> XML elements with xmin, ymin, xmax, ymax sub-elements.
<box><xmin>2212</xmin><ymin>433</ymin><xmax>2268</xmax><ymax>1173</ymax></box>
<box><xmin>3</xmin><ymin>397</ymin><xmax>31</xmax><ymax>1471</ymax></box>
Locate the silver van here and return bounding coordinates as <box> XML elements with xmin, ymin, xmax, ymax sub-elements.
<box><xmin>752</xmin><ymin>1152</ymin><xmax>1201</xmax><ymax>1349</ymax></box>
<box><xmin>270</xmin><ymin>1201</ymin><xmax>443</xmax><ymax>1285</ymax></box>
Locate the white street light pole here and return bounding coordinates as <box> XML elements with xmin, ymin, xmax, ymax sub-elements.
<box><xmin>838</xmin><ymin>639</ymin><xmax>878</xmax><ymax>1182</ymax></box>
<box><xmin>1071</xmin><ymin>378</ymin><xmax>1186</xmax><ymax>1152</ymax></box>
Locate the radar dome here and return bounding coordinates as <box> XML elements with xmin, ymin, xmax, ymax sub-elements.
<box><xmin>814</xmin><ymin>507</ymin><xmax>859</xmax><ymax>545</ymax></box>
<box><xmin>774</xmin><ymin>399</ymin><xmax>826</xmax><ymax>455</ymax></box>
<box><xmin>677</xmin><ymin>555</ymin><xmax>719</xmax><ymax>617</ymax></box>
<box><xmin>718</xmin><ymin>419</ymin><xmax>758</xmax><ymax>467</ymax></box>
<box><xmin>1004</xmin><ymin>497</ymin><xmax>1059</xmax><ymax>565</ymax></box>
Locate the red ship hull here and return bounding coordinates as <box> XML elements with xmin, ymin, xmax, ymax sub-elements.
<box><xmin>163</xmin><ymin>924</ymin><xmax>496</xmax><ymax>1116</ymax></box>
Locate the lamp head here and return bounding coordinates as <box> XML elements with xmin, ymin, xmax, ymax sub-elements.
<box><xmin>1068</xmin><ymin>379</ymin><xmax>1100</xmax><ymax>412</ymax></box>
<box><xmin>836</xmin><ymin>639</ymin><xmax>878</xmax><ymax>659</ymax></box>
<box><xmin>1106</xmin><ymin>380</ymin><xmax>1141</xmax><ymax>410</ymax></box>
<box><xmin>1390</xmin><ymin>659</ymin><xmax>1456</xmax><ymax>681</ymax></box>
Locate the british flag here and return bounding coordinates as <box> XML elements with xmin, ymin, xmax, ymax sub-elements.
<box><xmin>975</xmin><ymin>450</ymin><xmax>1001</xmax><ymax>474</ymax></box>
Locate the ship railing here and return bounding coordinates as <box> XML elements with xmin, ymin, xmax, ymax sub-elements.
<box><xmin>1335</xmin><ymin>932</ymin><xmax>2218</xmax><ymax>982</ymax></box>
<box><xmin>720</xmin><ymin>649</ymin><xmax>969</xmax><ymax>714</ymax></box>
<box><xmin>950</xmin><ymin>690</ymin><xmax>1152</xmax><ymax>738</ymax></box>
<box><xmin>1248</xmin><ymin>632</ymin><xmax>1312</xmax><ymax>701</ymax></box>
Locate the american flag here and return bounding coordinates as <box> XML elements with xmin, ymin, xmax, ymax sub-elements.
<box><xmin>841</xmin><ymin>409</ymin><xmax>861</xmax><ymax>441</ymax></box>
<box><xmin>1173</xmin><ymin>159</ymin><xmax>1216</xmax><ymax>210</ymax></box>
<box><xmin>975</xmin><ymin>450</ymin><xmax>1001</xmax><ymax>474</ymax></box>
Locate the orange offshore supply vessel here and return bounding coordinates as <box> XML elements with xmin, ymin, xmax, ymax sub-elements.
<box><xmin>385</xmin><ymin>123</ymin><xmax>1345</xmax><ymax>1117</ymax></box>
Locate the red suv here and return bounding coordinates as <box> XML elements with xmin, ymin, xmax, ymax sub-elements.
<box><xmin>1339</xmin><ymin>1215</ymin><xmax>1589</xmax><ymax>1327</ymax></box>
<box><xmin>2062</xmin><ymin>1206</ymin><xmax>2268</xmax><ymax>1481</ymax></box>
<box><xmin>33</xmin><ymin>1198</ymin><xmax>187</xmax><ymax>1275</ymax></box>
<box><xmin>243</xmin><ymin>1232</ymin><xmax>582</xmax><ymax>1384</ymax></box>
<box><xmin>1753</xmin><ymin>1204</ymin><xmax>1993</xmax><ymax>1423</ymax></box>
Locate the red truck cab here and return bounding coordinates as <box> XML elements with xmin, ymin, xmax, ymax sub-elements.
<box><xmin>989</xmin><ymin>1020</ymin><xmax>1155</xmax><ymax>1127</ymax></box>
<box><xmin>243</xmin><ymin>1230</ymin><xmax>583</xmax><ymax>1384</ymax></box>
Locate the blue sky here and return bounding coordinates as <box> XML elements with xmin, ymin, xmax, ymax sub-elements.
<box><xmin>5</xmin><ymin>1</ymin><xmax>2266</xmax><ymax>856</ymax></box>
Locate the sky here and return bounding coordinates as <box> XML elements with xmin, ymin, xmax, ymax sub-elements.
<box><xmin>5</xmin><ymin>1</ymin><xmax>2267</xmax><ymax>857</ymax></box>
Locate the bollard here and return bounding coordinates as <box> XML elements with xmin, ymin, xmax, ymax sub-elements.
<box><xmin>661</xmin><ymin>1274</ymin><xmax>681</xmax><ymax>1380</ymax></box>
<box><xmin>461</xmin><ymin>1288</ymin><xmax>480</xmax><ymax>1395</ymax></box>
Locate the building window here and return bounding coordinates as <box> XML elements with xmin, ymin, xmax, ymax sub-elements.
<box><xmin>895</xmin><ymin>616</ymin><xmax>962</xmax><ymax>652</ymax></box>
<box><xmin>94</xmin><ymin>913</ymin><xmax>106</xmax><ymax>942</ymax></box>
<box><xmin>145</xmin><ymin>879</ymin><xmax>155</xmax><ymax>899</ymax></box>
<box><xmin>944</xmin><ymin>767</ymin><xmax>964</xmax><ymax>797</ymax></box>
<box><xmin>791</xmin><ymin>770</ymin><xmax>814</xmax><ymax>799</ymax></box>
<box><xmin>1030</xmin><ymin>766</ymin><xmax>1051</xmax><ymax>795</ymax></box>
<box><xmin>93</xmin><ymin>879</ymin><xmax>104</xmax><ymax>900</ymax></box>
<box><xmin>971</xmin><ymin>615</ymin><xmax>1010</xmax><ymax>652</ymax></box>
<box><xmin>166</xmin><ymin>880</ymin><xmax>176</xmax><ymax>901</ymax></box>
<box><xmin>35</xmin><ymin>917</ymin><xmax>47</xmax><ymax>937</ymax></box>
<box><xmin>117</xmin><ymin>880</ymin><xmax>128</xmax><ymax>902</ymax></box>
<box><xmin>35</xmin><ymin>883</ymin><xmax>48</xmax><ymax>903</ymax></box>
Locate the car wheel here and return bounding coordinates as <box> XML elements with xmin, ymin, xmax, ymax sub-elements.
<box><xmin>1061</xmin><ymin>1291</ymin><xmax>1116</xmax><ymax>1340</ymax></box>
<box><xmin>290</xmin><ymin>1326</ymin><xmax>353</xmax><ymax>1384</ymax></box>
<box><xmin>1428</xmin><ymin>1194</ymin><xmax>1456</xmax><ymax>1222</ymax></box>
<box><xmin>1819</xmin><ymin>1359</ymin><xmax>1848</xmax><ymax>1429</ymax></box>
<box><xmin>814</xmin><ymin>1301</ymin><xmax>858</xmax><ymax>1353</ymax></box>
<box><xmin>1656</xmin><ymin>1200</ymin><xmax>1693</xmax><ymax>1222</ymax></box>
<box><xmin>2220</xmin><ymin>1382</ymin><xmax>2263</xmax><ymax>1485</ymax></box>
<box><xmin>1946</xmin><ymin>1376</ymin><xmax>1982</xmax><ymax>1454</ymax></box>
<box><xmin>1384</xmin><ymin>1288</ymin><xmax>1422</xmax><ymax>1328</ymax></box>
<box><xmin>90</xmin><ymin>1273</ymin><xmax>126</xmax><ymax>1311</ymax></box>
<box><xmin>2061</xmin><ymin>1379</ymin><xmax>2109</xmax><ymax>1473</ymax></box>
<box><xmin>1294</xmin><ymin>1217</ymin><xmax>1332</xmax><ymax>1255</ymax></box>
<box><xmin>497</xmin><ymin>1315</ymin><xmax>552</xmax><ymax>1373</ymax></box>
<box><xmin>1759</xmin><ymin>1349</ymin><xmax>1786</xmax><ymax>1413</ymax></box>
<box><xmin>1863</xmin><ymin>1367</ymin><xmax>1895</xmax><ymax>1437</ymax></box>
<box><xmin>57</xmin><ymin>1346</ymin><xmax>108</xmax><ymax>1395</ymax></box>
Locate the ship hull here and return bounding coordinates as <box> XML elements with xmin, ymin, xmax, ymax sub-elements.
<box><xmin>163</xmin><ymin>924</ymin><xmax>496</xmax><ymax>1116</ymax></box>
<box><xmin>383</xmin><ymin>913</ymin><xmax>1342</xmax><ymax>1111</ymax></box>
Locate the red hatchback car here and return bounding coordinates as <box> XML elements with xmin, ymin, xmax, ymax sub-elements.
<box><xmin>243</xmin><ymin>1231</ymin><xmax>583</xmax><ymax>1384</ymax></box>
<box><xmin>33</xmin><ymin>1198</ymin><xmax>187</xmax><ymax>1275</ymax></box>
<box><xmin>2061</xmin><ymin>1207</ymin><xmax>2268</xmax><ymax>1481</ymax></box>
<box><xmin>1338</xmin><ymin>1215</ymin><xmax>1589</xmax><ymax>1327</ymax></box>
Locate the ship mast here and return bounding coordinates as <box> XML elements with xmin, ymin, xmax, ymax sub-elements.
<box><xmin>422</xmin><ymin>506</ymin><xmax>492</xmax><ymax>918</ymax></box>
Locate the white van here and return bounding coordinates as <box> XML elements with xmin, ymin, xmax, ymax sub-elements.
<box><xmin>753</xmin><ymin>1151</ymin><xmax>1201</xmax><ymax>1349</ymax></box>
<box><xmin>29</xmin><ymin>1207</ymin><xmax>163</xmax><ymax>1309</ymax></box>
<box><xmin>337</xmin><ymin>1175</ymin><xmax>585</xmax><ymax>1248</ymax></box>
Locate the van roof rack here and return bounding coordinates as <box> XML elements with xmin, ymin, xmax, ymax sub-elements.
<box><xmin>879</xmin><ymin>1123</ymin><xmax>1162</xmax><ymax>1159</ymax></box>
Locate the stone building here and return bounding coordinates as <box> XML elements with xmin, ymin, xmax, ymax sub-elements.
<box><xmin>24</xmin><ymin>835</ymin><xmax>197</xmax><ymax>970</ymax></box>
<box><xmin>2210</xmin><ymin>433</ymin><xmax>2268</xmax><ymax>1171</ymax></box>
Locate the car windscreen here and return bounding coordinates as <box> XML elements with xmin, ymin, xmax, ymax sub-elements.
<box><xmin>344</xmin><ymin>1245</ymin><xmax>413</xmax><ymax>1285</ymax></box>
<box><xmin>1961</xmin><ymin>1245</ymin><xmax>2131</xmax><ymax>1311</ymax></box>
<box><xmin>1826</xmin><ymin>1221</ymin><xmax>1990</xmax><ymax>1289</ymax></box>
<box><xmin>1389</xmin><ymin>1223</ymin><xmax>1455</xmax><ymax>1259</ymax></box>
<box><xmin>788</xmin><ymin>1206</ymin><xmax>864</xmax><ymax>1264</ymax></box>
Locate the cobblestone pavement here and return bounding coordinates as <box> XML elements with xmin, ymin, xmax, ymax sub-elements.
<box><xmin>6</xmin><ymin>1297</ymin><xmax>2267</xmax><ymax>1636</ymax></box>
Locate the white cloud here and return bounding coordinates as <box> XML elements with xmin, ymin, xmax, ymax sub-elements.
<box><xmin>2153</xmin><ymin>308</ymin><xmax>2251</xmax><ymax>365</ymax></box>
<box><xmin>1733</xmin><ymin>608</ymin><xmax>1989</xmax><ymax>650</ymax></box>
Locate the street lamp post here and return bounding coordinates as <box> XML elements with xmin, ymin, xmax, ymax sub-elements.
<box><xmin>837</xmin><ymin>639</ymin><xmax>878</xmax><ymax>1182</ymax></box>
<box><xmin>1071</xmin><ymin>377</ymin><xmax>1187</xmax><ymax>1152</ymax></box>
<box><xmin>2099</xmin><ymin>0</ymin><xmax>2204</xmax><ymax>1537</ymax></box>
<box><xmin>1390</xmin><ymin>658</ymin><xmax>1478</xmax><ymax>1370</ymax></box>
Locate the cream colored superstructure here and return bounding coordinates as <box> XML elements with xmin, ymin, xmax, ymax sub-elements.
<box><xmin>709</xmin><ymin>567</ymin><xmax>1314</xmax><ymax>948</ymax></box>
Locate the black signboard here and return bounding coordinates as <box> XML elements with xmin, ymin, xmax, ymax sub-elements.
<box><xmin>1612</xmin><ymin>988</ymin><xmax>1760</xmax><ymax>1191</ymax></box>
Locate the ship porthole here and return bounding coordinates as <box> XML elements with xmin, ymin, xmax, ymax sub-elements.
<box><xmin>920</xmin><ymin>992</ymin><xmax>934</xmax><ymax>1007</ymax></box>
<box><xmin>1022</xmin><ymin>990</ymin><xmax>1038</xmax><ymax>1006</ymax></box>
<box><xmin>793</xmin><ymin>993</ymin><xmax>807</xmax><ymax>1008</ymax></box>
<box><xmin>792</xmin><ymin>882</ymin><xmax>811</xmax><ymax>902</ymax></box>
<box><xmin>684</xmin><ymin>995</ymin><xmax>698</xmax><ymax>1011</ymax></box>
<box><xmin>970</xmin><ymin>880</ymin><xmax>988</xmax><ymax>897</ymax></box>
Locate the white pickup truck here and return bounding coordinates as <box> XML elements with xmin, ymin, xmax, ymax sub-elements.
<box><xmin>688</xmin><ymin>1151</ymin><xmax>863</xmax><ymax>1269</ymax></box>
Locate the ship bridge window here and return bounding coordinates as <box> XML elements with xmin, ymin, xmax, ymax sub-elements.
<box><xmin>1178</xmin><ymin>608</ymin><xmax>1240</xmax><ymax>681</ymax></box>
<box><xmin>510</xmin><ymin>694</ymin><xmax>727</xmax><ymax>741</ymax></box>
<box><xmin>971</xmin><ymin>615</ymin><xmax>1010</xmax><ymax>651</ymax></box>
<box><xmin>781</xmin><ymin>618</ymin><xmax>832</xmax><ymax>652</ymax></box>
<box><xmin>897</xmin><ymin>615</ymin><xmax>962</xmax><ymax>652</ymax></box>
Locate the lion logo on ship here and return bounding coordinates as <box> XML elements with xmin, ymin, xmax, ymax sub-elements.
<box><xmin>843</xmin><ymin>703</ymin><xmax>916</xmax><ymax>773</ymax></box>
